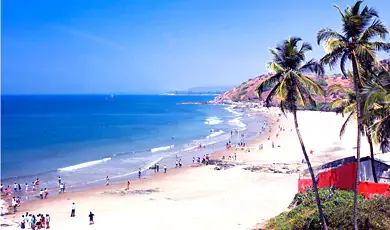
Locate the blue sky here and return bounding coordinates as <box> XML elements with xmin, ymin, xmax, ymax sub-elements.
<box><xmin>2</xmin><ymin>0</ymin><xmax>390</xmax><ymax>94</ymax></box>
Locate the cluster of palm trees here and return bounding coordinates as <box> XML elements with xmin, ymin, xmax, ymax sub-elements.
<box><xmin>256</xmin><ymin>1</ymin><xmax>389</xmax><ymax>229</ymax></box>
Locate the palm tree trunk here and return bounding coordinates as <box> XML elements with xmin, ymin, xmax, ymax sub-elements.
<box><xmin>293</xmin><ymin>110</ymin><xmax>328</xmax><ymax>230</ymax></box>
<box><xmin>352</xmin><ymin>52</ymin><xmax>362</xmax><ymax>230</ymax></box>
<box><xmin>366</xmin><ymin>132</ymin><xmax>378</xmax><ymax>183</ymax></box>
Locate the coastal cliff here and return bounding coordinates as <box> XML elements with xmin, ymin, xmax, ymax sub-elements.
<box><xmin>214</xmin><ymin>58</ymin><xmax>389</xmax><ymax>106</ymax></box>
<box><xmin>214</xmin><ymin>74</ymin><xmax>351</xmax><ymax>104</ymax></box>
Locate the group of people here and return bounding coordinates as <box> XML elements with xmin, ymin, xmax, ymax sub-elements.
<box><xmin>20</xmin><ymin>213</ymin><xmax>50</xmax><ymax>229</ymax></box>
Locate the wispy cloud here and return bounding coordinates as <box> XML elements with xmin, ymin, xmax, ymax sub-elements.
<box><xmin>53</xmin><ymin>25</ymin><xmax>126</xmax><ymax>51</ymax></box>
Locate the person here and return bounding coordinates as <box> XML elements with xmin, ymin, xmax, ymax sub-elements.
<box><xmin>234</xmin><ymin>153</ymin><xmax>237</xmax><ymax>160</ymax></box>
<box><xmin>41</xmin><ymin>214</ymin><xmax>46</xmax><ymax>228</ymax></box>
<box><xmin>21</xmin><ymin>215</ymin><xmax>26</xmax><ymax>229</ymax></box>
<box><xmin>272</xmin><ymin>141</ymin><xmax>274</xmax><ymax>148</ymax></box>
<box><xmin>32</xmin><ymin>182</ymin><xmax>36</xmax><ymax>191</ymax></box>
<box><xmin>59</xmin><ymin>183</ymin><xmax>64</xmax><ymax>194</ymax></box>
<box><xmin>105</xmin><ymin>176</ymin><xmax>110</xmax><ymax>186</ymax></box>
<box><xmin>70</xmin><ymin>202</ymin><xmax>76</xmax><ymax>217</ymax></box>
<box><xmin>179</xmin><ymin>159</ymin><xmax>182</xmax><ymax>167</ymax></box>
<box><xmin>89</xmin><ymin>211</ymin><xmax>95</xmax><ymax>225</ymax></box>
<box><xmin>12</xmin><ymin>197</ymin><xmax>17</xmax><ymax>213</ymax></box>
<box><xmin>24</xmin><ymin>213</ymin><xmax>29</xmax><ymax>227</ymax></box>
<box><xmin>44</xmin><ymin>188</ymin><xmax>49</xmax><ymax>198</ymax></box>
<box><xmin>0</xmin><ymin>184</ymin><xmax>3</xmax><ymax>194</ymax></box>
<box><xmin>156</xmin><ymin>163</ymin><xmax>160</xmax><ymax>172</ymax></box>
<box><xmin>192</xmin><ymin>157</ymin><xmax>195</xmax><ymax>163</ymax></box>
<box><xmin>138</xmin><ymin>168</ymin><xmax>141</xmax><ymax>178</ymax></box>
<box><xmin>45</xmin><ymin>214</ymin><xmax>50</xmax><ymax>229</ymax></box>
<box><xmin>127</xmin><ymin>181</ymin><xmax>131</xmax><ymax>190</ymax></box>
<box><xmin>175</xmin><ymin>160</ymin><xmax>178</xmax><ymax>168</ymax></box>
<box><xmin>63</xmin><ymin>183</ymin><xmax>66</xmax><ymax>193</ymax></box>
<box><xmin>25</xmin><ymin>183</ymin><xmax>28</xmax><ymax>192</ymax></box>
<box><xmin>40</xmin><ymin>189</ymin><xmax>44</xmax><ymax>199</ymax></box>
<box><xmin>13</xmin><ymin>183</ymin><xmax>18</xmax><ymax>192</ymax></box>
<box><xmin>58</xmin><ymin>176</ymin><xmax>61</xmax><ymax>185</ymax></box>
<box><xmin>164</xmin><ymin>165</ymin><xmax>167</xmax><ymax>173</ymax></box>
<box><xmin>18</xmin><ymin>183</ymin><xmax>21</xmax><ymax>191</ymax></box>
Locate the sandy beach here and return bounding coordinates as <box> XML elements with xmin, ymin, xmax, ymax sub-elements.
<box><xmin>2</xmin><ymin>109</ymin><xmax>384</xmax><ymax>230</ymax></box>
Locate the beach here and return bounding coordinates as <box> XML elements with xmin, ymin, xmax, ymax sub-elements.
<box><xmin>2</xmin><ymin>108</ymin><xmax>385</xmax><ymax>230</ymax></box>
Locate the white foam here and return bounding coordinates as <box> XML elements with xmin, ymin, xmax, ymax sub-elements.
<box><xmin>204</xmin><ymin>116</ymin><xmax>223</xmax><ymax>125</ymax></box>
<box><xmin>206</xmin><ymin>130</ymin><xmax>225</xmax><ymax>139</ymax></box>
<box><xmin>224</xmin><ymin>106</ymin><xmax>242</xmax><ymax>116</ymax></box>
<box><xmin>58</xmin><ymin>158</ymin><xmax>112</xmax><ymax>172</ymax></box>
<box><xmin>151</xmin><ymin>145</ymin><xmax>174</xmax><ymax>153</ymax></box>
<box><xmin>228</xmin><ymin>117</ymin><xmax>246</xmax><ymax>128</ymax></box>
<box><xmin>182</xmin><ymin>146</ymin><xmax>198</xmax><ymax>151</ymax></box>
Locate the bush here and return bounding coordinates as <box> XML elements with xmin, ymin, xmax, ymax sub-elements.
<box><xmin>266</xmin><ymin>188</ymin><xmax>390</xmax><ymax>230</ymax></box>
<box><xmin>317</xmin><ymin>78</ymin><xmax>328</xmax><ymax>86</ymax></box>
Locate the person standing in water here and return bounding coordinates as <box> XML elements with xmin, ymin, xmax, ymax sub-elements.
<box><xmin>58</xmin><ymin>176</ymin><xmax>61</xmax><ymax>186</ymax></box>
<box><xmin>105</xmin><ymin>176</ymin><xmax>110</xmax><ymax>186</ymax></box>
<box><xmin>138</xmin><ymin>168</ymin><xmax>141</xmax><ymax>178</ymax></box>
<box><xmin>156</xmin><ymin>163</ymin><xmax>160</xmax><ymax>172</ymax></box>
<box><xmin>164</xmin><ymin>165</ymin><xmax>167</xmax><ymax>173</ymax></box>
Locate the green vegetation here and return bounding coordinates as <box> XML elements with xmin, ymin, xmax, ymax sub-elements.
<box><xmin>317</xmin><ymin>78</ymin><xmax>328</xmax><ymax>86</ymax></box>
<box><xmin>266</xmin><ymin>189</ymin><xmax>390</xmax><ymax>230</ymax></box>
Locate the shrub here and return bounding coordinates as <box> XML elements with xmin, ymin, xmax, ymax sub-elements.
<box><xmin>317</xmin><ymin>78</ymin><xmax>328</xmax><ymax>86</ymax></box>
<box><xmin>266</xmin><ymin>188</ymin><xmax>390</xmax><ymax>230</ymax></box>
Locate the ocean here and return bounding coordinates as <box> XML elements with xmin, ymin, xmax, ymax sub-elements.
<box><xmin>1</xmin><ymin>95</ymin><xmax>264</xmax><ymax>199</ymax></box>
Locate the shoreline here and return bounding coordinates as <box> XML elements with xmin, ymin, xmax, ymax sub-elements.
<box><xmin>3</xmin><ymin>108</ymin><xmax>378</xmax><ymax>230</ymax></box>
<box><xmin>3</xmin><ymin>109</ymin><xmax>276</xmax><ymax>208</ymax></box>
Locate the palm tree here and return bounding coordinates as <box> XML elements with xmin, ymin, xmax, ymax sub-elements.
<box><xmin>317</xmin><ymin>1</ymin><xmax>389</xmax><ymax>228</ymax></box>
<box><xmin>363</xmin><ymin>67</ymin><xmax>390</xmax><ymax>153</ymax></box>
<box><xmin>328</xmin><ymin>82</ymin><xmax>378</xmax><ymax>183</ymax></box>
<box><xmin>256</xmin><ymin>37</ymin><xmax>328</xmax><ymax>230</ymax></box>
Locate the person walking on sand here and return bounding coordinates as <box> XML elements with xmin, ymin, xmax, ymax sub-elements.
<box><xmin>127</xmin><ymin>181</ymin><xmax>131</xmax><ymax>190</ymax></box>
<box><xmin>179</xmin><ymin>159</ymin><xmax>182</xmax><ymax>167</ymax></box>
<box><xmin>105</xmin><ymin>176</ymin><xmax>110</xmax><ymax>186</ymax></box>
<box><xmin>70</xmin><ymin>202</ymin><xmax>76</xmax><ymax>217</ymax></box>
<box><xmin>164</xmin><ymin>165</ymin><xmax>167</xmax><ymax>173</ymax></box>
<box><xmin>138</xmin><ymin>168</ymin><xmax>141</xmax><ymax>179</ymax></box>
<box><xmin>192</xmin><ymin>157</ymin><xmax>195</xmax><ymax>163</ymax></box>
<box><xmin>89</xmin><ymin>211</ymin><xmax>95</xmax><ymax>225</ymax></box>
<box><xmin>175</xmin><ymin>160</ymin><xmax>178</xmax><ymax>168</ymax></box>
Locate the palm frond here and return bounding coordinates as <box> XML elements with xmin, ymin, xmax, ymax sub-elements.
<box><xmin>358</xmin><ymin>19</ymin><xmax>388</xmax><ymax>42</ymax></box>
<box><xmin>298</xmin><ymin>59</ymin><xmax>325</xmax><ymax>76</ymax></box>
<box><xmin>296</xmin><ymin>74</ymin><xmax>324</xmax><ymax>97</ymax></box>
<box><xmin>317</xmin><ymin>29</ymin><xmax>346</xmax><ymax>45</ymax></box>
<box><xmin>256</xmin><ymin>73</ymin><xmax>282</xmax><ymax>97</ymax></box>
<box><xmin>340</xmin><ymin>111</ymin><xmax>355</xmax><ymax>138</ymax></box>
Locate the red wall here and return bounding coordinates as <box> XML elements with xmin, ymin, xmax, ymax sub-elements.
<box><xmin>298</xmin><ymin>162</ymin><xmax>390</xmax><ymax>198</ymax></box>
<box><xmin>358</xmin><ymin>182</ymin><xmax>390</xmax><ymax>198</ymax></box>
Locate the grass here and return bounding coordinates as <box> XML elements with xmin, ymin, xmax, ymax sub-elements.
<box><xmin>266</xmin><ymin>188</ymin><xmax>390</xmax><ymax>230</ymax></box>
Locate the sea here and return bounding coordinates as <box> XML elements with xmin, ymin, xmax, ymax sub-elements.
<box><xmin>1</xmin><ymin>95</ymin><xmax>265</xmax><ymax>200</ymax></box>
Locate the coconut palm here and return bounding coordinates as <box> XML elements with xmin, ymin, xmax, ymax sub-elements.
<box><xmin>317</xmin><ymin>1</ymin><xmax>390</xmax><ymax>228</ymax></box>
<box><xmin>256</xmin><ymin>37</ymin><xmax>328</xmax><ymax>229</ymax></box>
<box><xmin>328</xmin><ymin>82</ymin><xmax>379</xmax><ymax>183</ymax></box>
<box><xmin>363</xmin><ymin>67</ymin><xmax>390</xmax><ymax>153</ymax></box>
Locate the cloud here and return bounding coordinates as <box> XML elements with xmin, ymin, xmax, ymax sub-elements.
<box><xmin>54</xmin><ymin>25</ymin><xmax>126</xmax><ymax>51</ymax></box>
